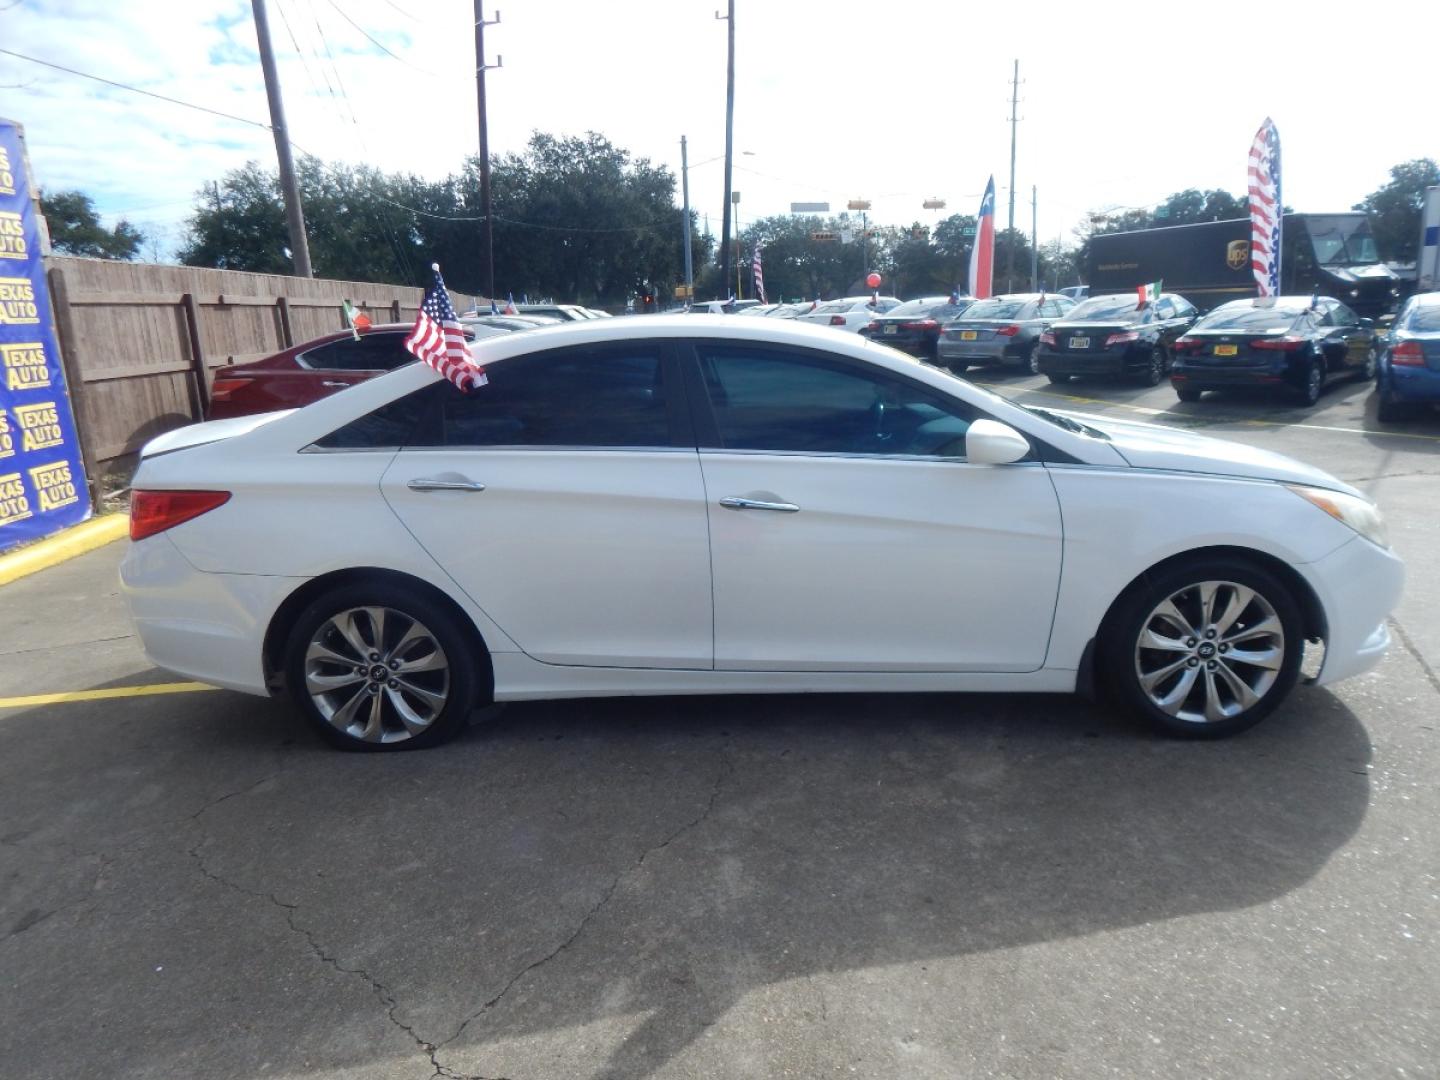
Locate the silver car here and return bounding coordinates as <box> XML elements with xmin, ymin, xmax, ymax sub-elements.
<box><xmin>937</xmin><ymin>293</ymin><xmax>1075</xmax><ymax>374</ymax></box>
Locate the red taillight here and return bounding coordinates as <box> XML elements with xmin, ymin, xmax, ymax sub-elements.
<box><xmin>130</xmin><ymin>490</ymin><xmax>231</xmax><ymax>542</ymax></box>
<box><xmin>901</xmin><ymin>319</ymin><xmax>939</xmax><ymax>331</ymax></box>
<box><xmin>865</xmin><ymin>321</ymin><xmax>881</xmax><ymax>332</ymax></box>
<box><xmin>1251</xmin><ymin>336</ymin><xmax>1306</xmax><ymax>351</ymax></box>
<box><xmin>829</xmin><ymin>315</ymin><xmax>847</xmax><ymax>326</ymax></box>
<box><xmin>1391</xmin><ymin>340</ymin><xmax>1426</xmax><ymax>366</ymax></box>
<box><xmin>1174</xmin><ymin>337</ymin><xmax>1203</xmax><ymax>352</ymax></box>
<box><xmin>995</xmin><ymin>324</ymin><xmax>1021</xmax><ymax>337</ymax></box>
<box><xmin>1039</xmin><ymin>331</ymin><xmax>1056</xmax><ymax>346</ymax></box>
<box><xmin>1105</xmin><ymin>330</ymin><xmax>1139</xmax><ymax>347</ymax></box>
<box><xmin>209</xmin><ymin>377</ymin><xmax>254</xmax><ymax>401</ymax></box>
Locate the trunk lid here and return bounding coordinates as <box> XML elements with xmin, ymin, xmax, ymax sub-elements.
<box><xmin>139</xmin><ymin>411</ymin><xmax>296</xmax><ymax>459</ymax></box>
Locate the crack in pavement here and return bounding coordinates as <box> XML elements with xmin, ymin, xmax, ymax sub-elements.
<box><xmin>435</xmin><ymin>751</ymin><xmax>737</xmax><ymax>1058</ymax></box>
<box><xmin>188</xmin><ymin>773</ymin><xmax>279</xmax><ymax>822</ymax></box>
<box><xmin>1389</xmin><ymin>615</ymin><xmax>1440</xmax><ymax>698</ymax></box>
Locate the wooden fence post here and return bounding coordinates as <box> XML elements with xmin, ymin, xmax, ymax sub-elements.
<box><xmin>277</xmin><ymin>295</ymin><xmax>294</xmax><ymax>347</ymax></box>
<box><xmin>180</xmin><ymin>293</ymin><xmax>209</xmax><ymax>418</ymax></box>
<box><xmin>45</xmin><ymin>265</ymin><xmax>100</xmax><ymax>507</ymax></box>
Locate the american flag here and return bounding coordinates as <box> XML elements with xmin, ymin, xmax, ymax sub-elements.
<box><xmin>405</xmin><ymin>265</ymin><xmax>487</xmax><ymax>391</ymax></box>
<box><xmin>1248</xmin><ymin>118</ymin><xmax>1283</xmax><ymax>297</ymax></box>
<box><xmin>752</xmin><ymin>244</ymin><xmax>766</xmax><ymax>304</ymax></box>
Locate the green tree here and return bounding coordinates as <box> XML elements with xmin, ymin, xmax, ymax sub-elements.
<box><xmin>1352</xmin><ymin>159</ymin><xmax>1440</xmax><ymax>262</ymax></box>
<box><xmin>40</xmin><ymin>190</ymin><xmax>145</xmax><ymax>260</ymax></box>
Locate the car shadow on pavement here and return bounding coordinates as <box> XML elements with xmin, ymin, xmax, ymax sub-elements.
<box><xmin>0</xmin><ymin>679</ymin><xmax>1373</xmax><ymax>1079</ymax></box>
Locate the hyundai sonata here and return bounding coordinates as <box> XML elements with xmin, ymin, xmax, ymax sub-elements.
<box><xmin>122</xmin><ymin>316</ymin><xmax>1403</xmax><ymax>750</ymax></box>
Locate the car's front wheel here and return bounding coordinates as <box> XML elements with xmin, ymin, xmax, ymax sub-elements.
<box><xmin>1300</xmin><ymin>358</ymin><xmax>1323</xmax><ymax>406</ymax></box>
<box><xmin>1139</xmin><ymin>346</ymin><xmax>1167</xmax><ymax>387</ymax></box>
<box><xmin>284</xmin><ymin>582</ymin><xmax>479</xmax><ymax>751</ymax></box>
<box><xmin>1101</xmin><ymin>559</ymin><xmax>1305</xmax><ymax>738</ymax></box>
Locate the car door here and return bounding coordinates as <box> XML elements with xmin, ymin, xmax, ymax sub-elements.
<box><xmin>379</xmin><ymin>342</ymin><xmax>714</xmax><ymax>669</ymax></box>
<box><xmin>295</xmin><ymin>332</ymin><xmax>413</xmax><ymax>403</ymax></box>
<box><xmin>1327</xmin><ymin>301</ymin><xmax>1370</xmax><ymax>374</ymax></box>
<box><xmin>687</xmin><ymin>342</ymin><xmax>1064</xmax><ymax>672</ymax></box>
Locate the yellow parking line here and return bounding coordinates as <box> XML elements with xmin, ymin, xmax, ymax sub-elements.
<box><xmin>975</xmin><ymin>382</ymin><xmax>1440</xmax><ymax>443</ymax></box>
<box><xmin>0</xmin><ymin>682</ymin><xmax>218</xmax><ymax>710</ymax></box>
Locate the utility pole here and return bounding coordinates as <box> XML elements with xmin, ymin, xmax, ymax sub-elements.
<box><xmin>474</xmin><ymin>3</ymin><xmax>501</xmax><ymax>299</ymax></box>
<box><xmin>1005</xmin><ymin>58</ymin><xmax>1020</xmax><ymax>293</ymax></box>
<box><xmin>251</xmin><ymin>0</ymin><xmax>311</xmax><ymax>277</ymax></box>
<box><xmin>717</xmin><ymin>1</ymin><xmax>735</xmax><ymax>299</ymax></box>
<box><xmin>1030</xmin><ymin>185</ymin><xmax>1038</xmax><ymax>292</ymax></box>
<box><xmin>681</xmin><ymin>136</ymin><xmax>694</xmax><ymax>298</ymax></box>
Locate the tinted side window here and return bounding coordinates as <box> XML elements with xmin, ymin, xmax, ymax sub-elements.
<box><xmin>313</xmin><ymin>385</ymin><xmax>436</xmax><ymax>449</ymax></box>
<box><xmin>1155</xmin><ymin>297</ymin><xmax>1176</xmax><ymax>319</ymax></box>
<box><xmin>300</xmin><ymin>333</ymin><xmax>413</xmax><ymax>372</ymax></box>
<box><xmin>699</xmin><ymin>347</ymin><xmax>977</xmax><ymax>458</ymax></box>
<box><xmin>416</xmin><ymin>346</ymin><xmax>671</xmax><ymax>448</ymax></box>
<box><xmin>1330</xmin><ymin>304</ymin><xmax>1357</xmax><ymax>328</ymax></box>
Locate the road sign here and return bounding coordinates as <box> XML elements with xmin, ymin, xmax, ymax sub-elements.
<box><xmin>730</xmin><ymin>191</ymin><xmax>741</xmax><ymax>204</ymax></box>
<box><xmin>810</xmin><ymin>231</ymin><xmax>838</xmax><ymax>242</ymax></box>
<box><xmin>922</xmin><ymin>198</ymin><xmax>947</xmax><ymax>210</ymax></box>
<box><xmin>847</xmin><ymin>199</ymin><xmax>871</xmax><ymax>211</ymax></box>
<box><xmin>963</xmin><ymin>226</ymin><xmax>976</xmax><ymax>236</ymax></box>
<box><xmin>673</xmin><ymin>285</ymin><xmax>694</xmax><ymax>299</ymax></box>
<box><xmin>790</xmin><ymin>202</ymin><xmax>829</xmax><ymax>213</ymax></box>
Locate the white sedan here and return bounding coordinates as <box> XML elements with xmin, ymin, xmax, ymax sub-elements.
<box><xmin>121</xmin><ymin>316</ymin><xmax>1403</xmax><ymax>751</ymax></box>
<box><xmin>794</xmin><ymin>295</ymin><xmax>901</xmax><ymax>333</ymax></box>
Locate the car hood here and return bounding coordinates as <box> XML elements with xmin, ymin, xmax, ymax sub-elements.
<box><xmin>140</xmin><ymin>410</ymin><xmax>296</xmax><ymax>458</ymax></box>
<box><xmin>1059</xmin><ymin>410</ymin><xmax>1362</xmax><ymax>495</ymax></box>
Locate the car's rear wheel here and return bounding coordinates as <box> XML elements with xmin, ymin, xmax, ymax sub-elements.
<box><xmin>1361</xmin><ymin>346</ymin><xmax>1378</xmax><ymax>381</ymax></box>
<box><xmin>1047</xmin><ymin>372</ymin><xmax>1070</xmax><ymax>385</ymax></box>
<box><xmin>1101</xmin><ymin>559</ymin><xmax>1304</xmax><ymax>738</ymax></box>
<box><xmin>1139</xmin><ymin>346</ymin><xmax>1167</xmax><ymax>387</ymax></box>
<box><xmin>284</xmin><ymin>582</ymin><xmax>478</xmax><ymax>751</ymax></box>
<box><xmin>1025</xmin><ymin>347</ymin><xmax>1042</xmax><ymax>375</ymax></box>
<box><xmin>1176</xmin><ymin>386</ymin><xmax>1203</xmax><ymax>403</ymax></box>
<box><xmin>1300</xmin><ymin>358</ymin><xmax>1323</xmax><ymax>406</ymax></box>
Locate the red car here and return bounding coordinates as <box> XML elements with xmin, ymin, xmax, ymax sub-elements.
<box><xmin>207</xmin><ymin>320</ymin><xmax>530</xmax><ymax>419</ymax></box>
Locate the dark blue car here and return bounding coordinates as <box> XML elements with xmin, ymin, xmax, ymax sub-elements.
<box><xmin>1376</xmin><ymin>292</ymin><xmax>1440</xmax><ymax>422</ymax></box>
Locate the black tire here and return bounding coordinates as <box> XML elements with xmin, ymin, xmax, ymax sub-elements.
<box><xmin>1176</xmin><ymin>386</ymin><xmax>1203</xmax><ymax>403</ymax></box>
<box><xmin>1138</xmin><ymin>346</ymin><xmax>1166</xmax><ymax>387</ymax></box>
<box><xmin>1360</xmin><ymin>346</ymin><xmax>1378</xmax><ymax>382</ymax></box>
<box><xmin>1299</xmin><ymin>358</ymin><xmax>1323</xmax><ymax>406</ymax></box>
<box><xmin>284</xmin><ymin>581</ymin><xmax>480</xmax><ymax>751</ymax></box>
<box><xmin>1024</xmin><ymin>347</ymin><xmax>1042</xmax><ymax>375</ymax></box>
<box><xmin>1100</xmin><ymin>557</ymin><xmax>1305</xmax><ymax>739</ymax></box>
<box><xmin>1376</xmin><ymin>382</ymin><xmax>1411</xmax><ymax>422</ymax></box>
<box><xmin>1047</xmin><ymin>372</ymin><xmax>1071</xmax><ymax>385</ymax></box>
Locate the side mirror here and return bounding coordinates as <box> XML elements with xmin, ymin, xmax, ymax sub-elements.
<box><xmin>1359</xmin><ymin>317</ymin><xmax>1375</xmax><ymax>331</ymax></box>
<box><xmin>965</xmin><ymin>419</ymin><xmax>1031</xmax><ymax>465</ymax></box>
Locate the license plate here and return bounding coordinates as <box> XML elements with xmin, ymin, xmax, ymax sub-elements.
<box><xmin>1069</xmin><ymin>337</ymin><xmax>1089</xmax><ymax>349</ymax></box>
<box><xmin>883</xmin><ymin>323</ymin><xmax>897</xmax><ymax>335</ymax></box>
<box><xmin>960</xmin><ymin>330</ymin><xmax>978</xmax><ymax>341</ymax></box>
<box><xmin>1213</xmin><ymin>344</ymin><xmax>1238</xmax><ymax>356</ymax></box>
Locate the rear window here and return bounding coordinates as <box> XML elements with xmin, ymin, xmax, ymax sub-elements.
<box><xmin>886</xmin><ymin>298</ymin><xmax>946</xmax><ymax>317</ymax></box>
<box><xmin>962</xmin><ymin>299</ymin><xmax>1028</xmax><ymax>320</ymax></box>
<box><xmin>1195</xmin><ymin>306</ymin><xmax>1308</xmax><ymax>332</ymax></box>
<box><xmin>1404</xmin><ymin>304</ymin><xmax>1440</xmax><ymax>333</ymax></box>
<box><xmin>1068</xmin><ymin>295</ymin><xmax>1146</xmax><ymax>321</ymax></box>
<box><xmin>814</xmin><ymin>300</ymin><xmax>858</xmax><ymax>315</ymax></box>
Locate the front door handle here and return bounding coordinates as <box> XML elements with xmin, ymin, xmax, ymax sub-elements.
<box><xmin>719</xmin><ymin>496</ymin><xmax>800</xmax><ymax>513</ymax></box>
<box><xmin>408</xmin><ymin>478</ymin><xmax>487</xmax><ymax>493</ymax></box>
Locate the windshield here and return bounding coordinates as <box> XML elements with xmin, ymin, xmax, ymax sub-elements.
<box><xmin>1306</xmin><ymin>215</ymin><xmax>1381</xmax><ymax>266</ymax></box>
<box><xmin>1066</xmin><ymin>294</ymin><xmax>1146</xmax><ymax>321</ymax></box>
<box><xmin>1194</xmin><ymin>305</ymin><xmax>1308</xmax><ymax>332</ymax></box>
<box><xmin>961</xmin><ymin>299</ymin><xmax>1028</xmax><ymax>320</ymax></box>
<box><xmin>886</xmin><ymin>298</ymin><xmax>947</xmax><ymax>317</ymax></box>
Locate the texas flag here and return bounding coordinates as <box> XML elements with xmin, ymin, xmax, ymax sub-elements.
<box><xmin>968</xmin><ymin>176</ymin><xmax>996</xmax><ymax>300</ymax></box>
<box><xmin>503</xmin><ymin>292</ymin><xmax>518</xmax><ymax>315</ymax></box>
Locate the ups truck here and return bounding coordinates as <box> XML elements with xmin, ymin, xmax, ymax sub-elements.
<box><xmin>1088</xmin><ymin>213</ymin><xmax>1400</xmax><ymax>317</ymax></box>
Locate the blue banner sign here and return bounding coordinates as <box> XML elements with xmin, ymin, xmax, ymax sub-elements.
<box><xmin>0</xmin><ymin>118</ymin><xmax>90</xmax><ymax>552</ymax></box>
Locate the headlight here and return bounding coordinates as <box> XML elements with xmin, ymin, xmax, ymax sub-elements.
<box><xmin>1287</xmin><ymin>485</ymin><xmax>1389</xmax><ymax>548</ymax></box>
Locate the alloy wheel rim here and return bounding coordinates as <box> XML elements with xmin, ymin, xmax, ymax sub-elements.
<box><xmin>1133</xmin><ymin>580</ymin><xmax>1285</xmax><ymax>724</ymax></box>
<box><xmin>1307</xmin><ymin>364</ymin><xmax>1321</xmax><ymax>400</ymax></box>
<box><xmin>304</xmin><ymin>606</ymin><xmax>450</xmax><ymax>743</ymax></box>
<box><xmin>1365</xmin><ymin>348</ymin><xmax>1377</xmax><ymax>379</ymax></box>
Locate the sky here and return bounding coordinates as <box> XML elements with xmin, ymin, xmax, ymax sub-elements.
<box><xmin>2</xmin><ymin>0</ymin><xmax>1437</xmax><ymax>264</ymax></box>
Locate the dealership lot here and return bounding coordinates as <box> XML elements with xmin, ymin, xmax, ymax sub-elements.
<box><xmin>2</xmin><ymin>374</ymin><xmax>1437</xmax><ymax>1080</ymax></box>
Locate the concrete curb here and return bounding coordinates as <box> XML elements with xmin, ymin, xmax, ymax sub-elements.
<box><xmin>0</xmin><ymin>514</ymin><xmax>129</xmax><ymax>588</ymax></box>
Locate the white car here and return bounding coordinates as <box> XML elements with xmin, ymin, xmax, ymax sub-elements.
<box><xmin>795</xmin><ymin>295</ymin><xmax>901</xmax><ymax>333</ymax></box>
<box><xmin>121</xmin><ymin>316</ymin><xmax>1403</xmax><ymax>751</ymax></box>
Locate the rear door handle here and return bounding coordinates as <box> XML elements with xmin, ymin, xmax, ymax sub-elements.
<box><xmin>408</xmin><ymin>478</ymin><xmax>487</xmax><ymax>492</ymax></box>
<box><xmin>321</xmin><ymin>380</ymin><xmax>350</xmax><ymax>389</ymax></box>
<box><xmin>719</xmin><ymin>496</ymin><xmax>800</xmax><ymax>513</ymax></box>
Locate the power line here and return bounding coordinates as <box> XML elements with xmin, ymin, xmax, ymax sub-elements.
<box><xmin>325</xmin><ymin>0</ymin><xmax>432</xmax><ymax>74</ymax></box>
<box><xmin>0</xmin><ymin>47</ymin><xmax>274</xmax><ymax>130</ymax></box>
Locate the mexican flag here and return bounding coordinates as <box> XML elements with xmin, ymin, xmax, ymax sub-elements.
<box><xmin>1137</xmin><ymin>280</ymin><xmax>1162</xmax><ymax>308</ymax></box>
<box><xmin>342</xmin><ymin>299</ymin><xmax>372</xmax><ymax>339</ymax></box>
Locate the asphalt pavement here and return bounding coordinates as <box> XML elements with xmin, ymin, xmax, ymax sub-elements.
<box><xmin>1</xmin><ymin>369</ymin><xmax>1437</xmax><ymax>1080</ymax></box>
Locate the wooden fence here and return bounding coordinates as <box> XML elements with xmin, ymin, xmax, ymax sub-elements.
<box><xmin>44</xmin><ymin>256</ymin><xmax>483</xmax><ymax>475</ymax></box>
